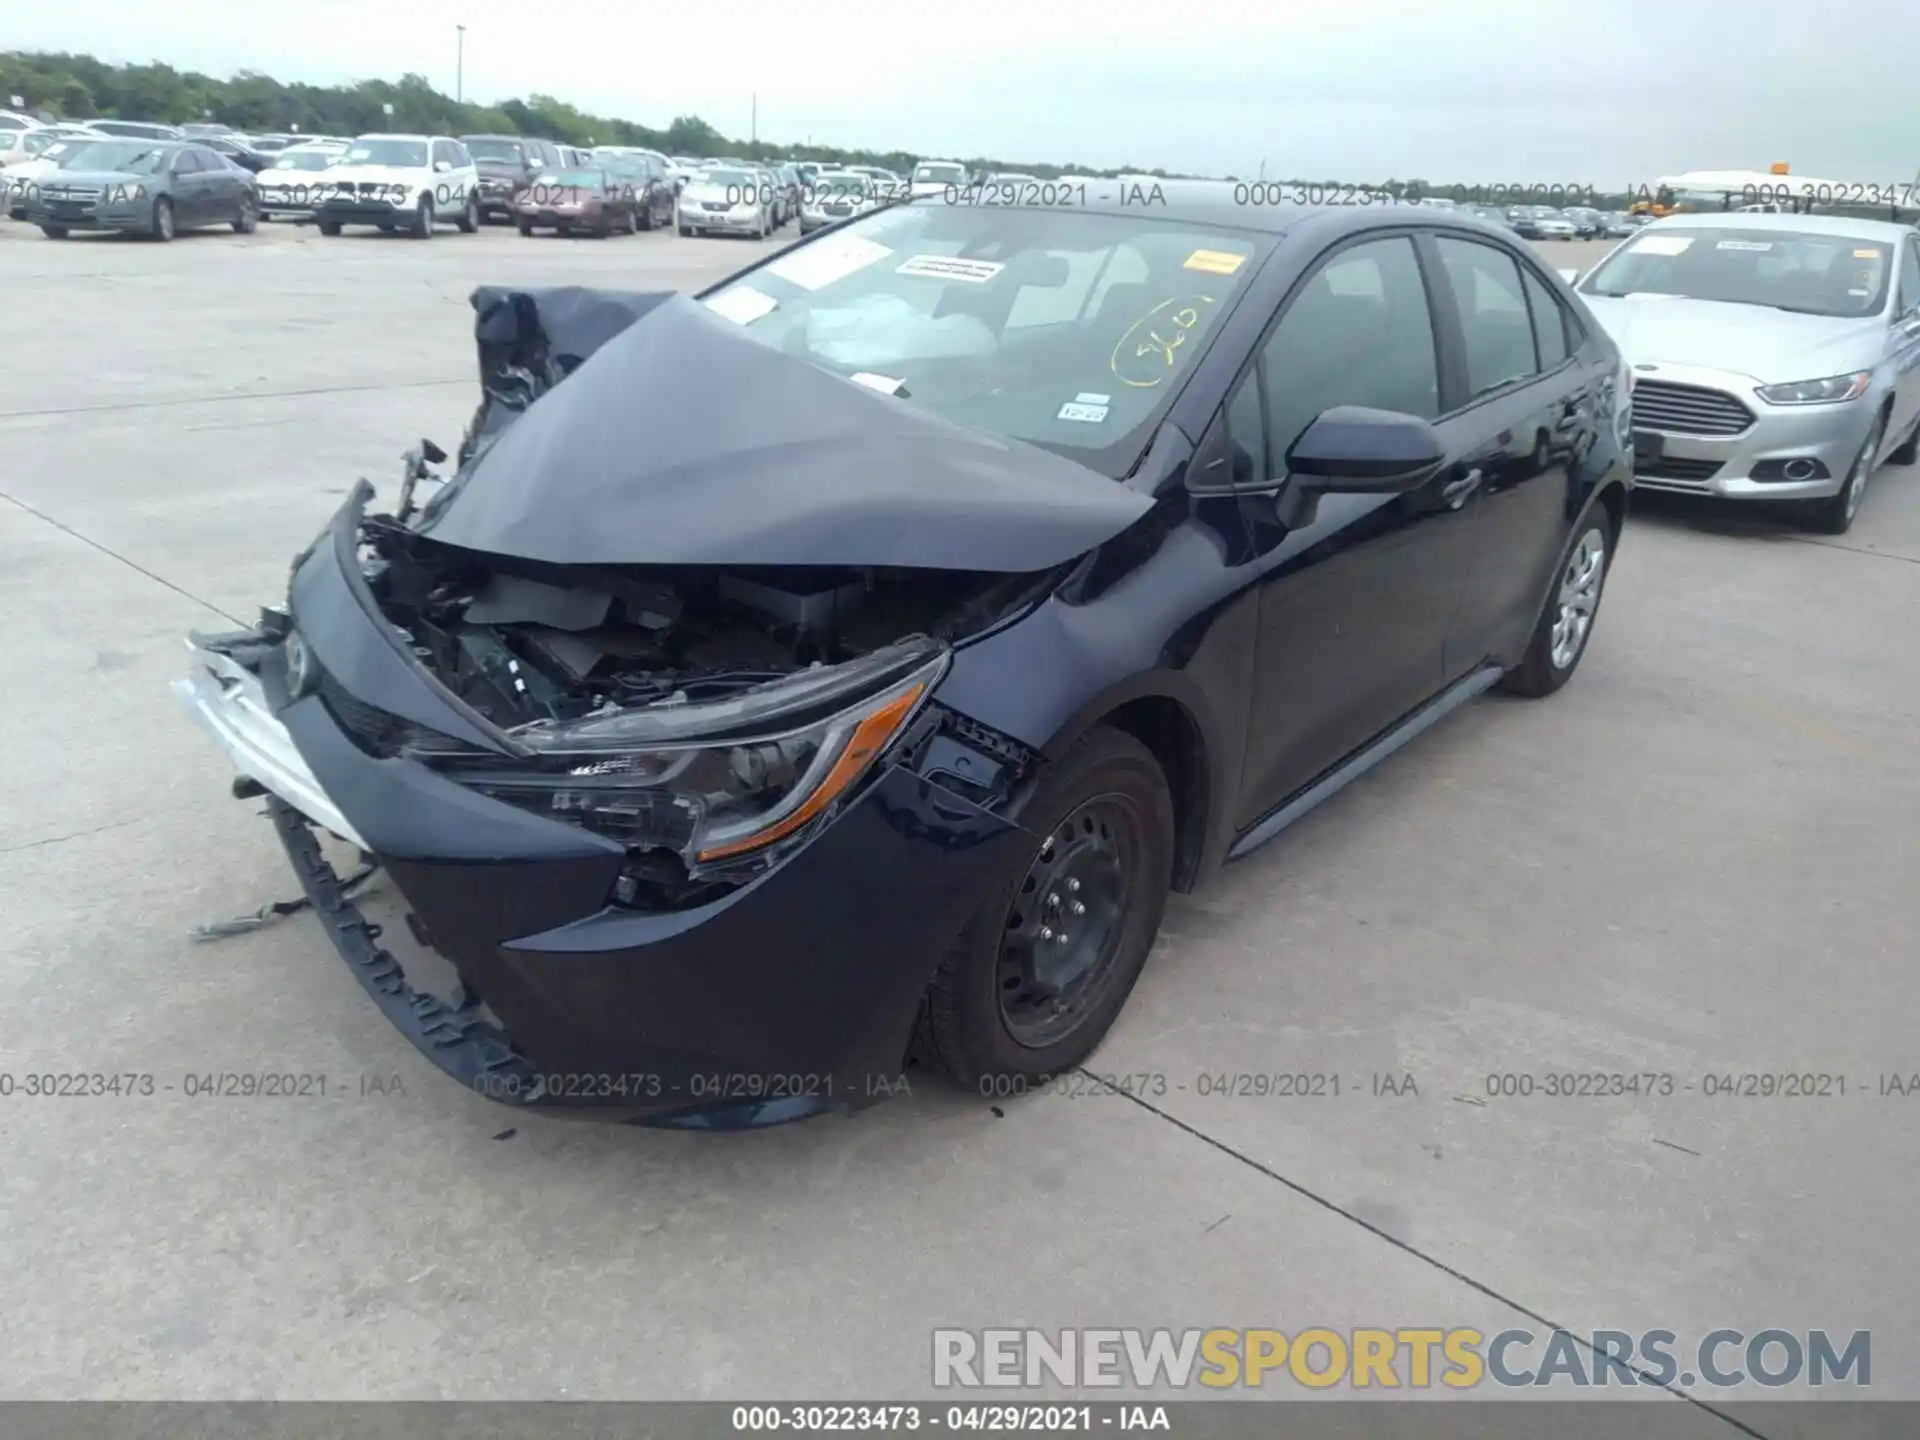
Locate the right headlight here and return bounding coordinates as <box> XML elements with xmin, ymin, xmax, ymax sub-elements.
<box><xmin>405</xmin><ymin>637</ymin><xmax>946</xmax><ymax>871</ymax></box>
<box><xmin>1754</xmin><ymin>372</ymin><xmax>1872</xmax><ymax>405</ymax></box>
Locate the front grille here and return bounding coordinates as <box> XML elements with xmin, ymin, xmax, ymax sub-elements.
<box><xmin>1631</xmin><ymin>380</ymin><xmax>1754</xmax><ymax>436</ymax></box>
<box><xmin>1637</xmin><ymin>456</ymin><xmax>1723</xmax><ymax>482</ymax></box>
<box><xmin>824</xmin><ymin>203</ymin><xmax>851</xmax><ymax>216</ymax></box>
<box><xmin>702</xmin><ymin>201</ymin><xmax>729</xmax><ymax>212</ymax></box>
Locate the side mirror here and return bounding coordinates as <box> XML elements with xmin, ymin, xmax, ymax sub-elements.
<box><xmin>1284</xmin><ymin>407</ymin><xmax>1447</xmax><ymax>493</ymax></box>
<box><xmin>1557</xmin><ymin>268</ymin><xmax>1581</xmax><ymax>285</ymax></box>
<box><xmin>434</xmin><ymin>159</ymin><xmax>452</xmax><ymax>173</ymax></box>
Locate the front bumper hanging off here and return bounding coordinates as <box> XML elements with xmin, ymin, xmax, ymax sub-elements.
<box><xmin>169</xmin><ymin>492</ymin><xmax>1034</xmax><ymax>1125</ymax></box>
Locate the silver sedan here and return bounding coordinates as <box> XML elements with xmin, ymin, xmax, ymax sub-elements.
<box><xmin>1574</xmin><ymin>211</ymin><xmax>1920</xmax><ymax>533</ymax></box>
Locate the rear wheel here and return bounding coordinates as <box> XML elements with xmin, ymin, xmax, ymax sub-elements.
<box><xmin>637</xmin><ymin>199</ymin><xmax>653</xmax><ymax>231</ymax></box>
<box><xmin>516</xmin><ymin>220</ymin><xmax>535</xmax><ymax>237</ymax></box>
<box><xmin>456</xmin><ymin>194</ymin><xmax>479</xmax><ymax>233</ymax></box>
<box><xmin>1500</xmin><ymin>510</ymin><xmax>1614</xmax><ymax>697</ymax></box>
<box><xmin>1806</xmin><ymin>411</ymin><xmax>1885</xmax><ymax>535</ymax></box>
<box><xmin>317</xmin><ymin>219</ymin><xmax>341</xmax><ymax>236</ymax></box>
<box><xmin>679</xmin><ymin>223</ymin><xmax>694</xmax><ymax>237</ymax></box>
<box><xmin>911</xmin><ymin>727</ymin><xmax>1173</xmax><ymax>1089</ymax></box>
<box><xmin>232</xmin><ymin>195</ymin><xmax>258</xmax><ymax>233</ymax></box>
<box><xmin>1887</xmin><ymin>414</ymin><xmax>1920</xmax><ymax>466</ymax></box>
<box><xmin>40</xmin><ymin>224</ymin><xmax>68</xmax><ymax>239</ymax></box>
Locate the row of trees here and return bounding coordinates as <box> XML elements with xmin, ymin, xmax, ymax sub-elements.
<box><xmin>0</xmin><ymin>50</ymin><xmax>1199</xmax><ymax>180</ymax></box>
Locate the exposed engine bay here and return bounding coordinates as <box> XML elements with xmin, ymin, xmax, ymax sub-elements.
<box><xmin>359</xmin><ymin>514</ymin><xmax>1036</xmax><ymax>732</ymax></box>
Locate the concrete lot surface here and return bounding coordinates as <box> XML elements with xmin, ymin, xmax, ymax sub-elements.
<box><xmin>0</xmin><ymin>217</ymin><xmax>1914</xmax><ymax>1421</ymax></box>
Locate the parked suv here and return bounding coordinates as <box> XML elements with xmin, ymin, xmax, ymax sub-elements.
<box><xmin>462</xmin><ymin>134</ymin><xmax>565</xmax><ymax>222</ymax></box>
<box><xmin>313</xmin><ymin>134</ymin><xmax>480</xmax><ymax>237</ymax></box>
<box><xmin>174</xmin><ymin>193</ymin><xmax>1630</xmax><ymax>1127</ymax></box>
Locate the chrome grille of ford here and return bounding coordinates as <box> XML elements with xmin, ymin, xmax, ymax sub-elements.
<box><xmin>1631</xmin><ymin>380</ymin><xmax>1755</xmax><ymax>436</ymax></box>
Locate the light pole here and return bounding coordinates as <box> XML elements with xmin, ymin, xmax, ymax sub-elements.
<box><xmin>456</xmin><ymin>25</ymin><xmax>466</xmax><ymax>105</ymax></box>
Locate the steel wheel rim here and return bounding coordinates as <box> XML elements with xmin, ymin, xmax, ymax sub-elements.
<box><xmin>1549</xmin><ymin>527</ymin><xmax>1607</xmax><ymax>670</ymax></box>
<box><xmin>996</xmin><ymin>793</ymin><xmax>1142</xmax><ymax>1050</ymax></box>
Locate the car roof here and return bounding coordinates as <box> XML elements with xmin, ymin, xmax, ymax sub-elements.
<box><xmin>1643</xmin><ymin>210</ymin><xmax>1918</xmax><ymax>242</ymax></box>
<box><xmin>353</xmin><ymin>133</ymin><xmax>443</xmax><ymax>143</ymax></box>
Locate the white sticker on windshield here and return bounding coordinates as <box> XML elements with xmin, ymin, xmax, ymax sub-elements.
<box><xmin>850</xmin><ymin>372</ymin><xmax>906</xmax><ymax>395</ymax></box>
<box><xmin>703</xmin><ymin>286</ymin><xmax>778</xmax><ymax>326</ymax></box>
<box><xmin>1075</xmin><ymin>392</ymin><xmax>1111</xmax><ymax>405</ymax></box>
<box><xmin>896</xmin><ymin>255</ymin><xmax>1005</xmax><ymax>283</ymax></box>
<box><xmin>1633</xmin><ymin>235</ymin><xmax>1693</xmax><ymax>256</ymax></box>
<box><xmin>1716</xmin><ymin>239</ymin><xmax>1773</xmax><ymax>251</ymax></box>
<box><xmin>767</xmin><ymin>234</ymin><xmax>893</xmax><ymax>292</ymax></box>
<box><xmin>1057</xmin><ymin>401</ymin><xmax>1109</xmax><ymax>423</ymax></box>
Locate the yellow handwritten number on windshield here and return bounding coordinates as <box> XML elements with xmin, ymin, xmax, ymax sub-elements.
<box><xmin>1111</xmin><ymin>296</ymin><xmax>1216</xmax><ymax>389</ymax></box>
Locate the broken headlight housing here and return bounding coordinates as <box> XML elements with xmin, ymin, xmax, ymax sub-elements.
<box><xmin>404</xmin><ymin>636</ymin><xmax>946</xmax><ymax>870</ymax></box>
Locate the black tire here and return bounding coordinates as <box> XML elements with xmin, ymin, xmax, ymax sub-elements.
<box><xmin>1806</xmin><ymin>410</ymin><xmax>1885</xmax><ymax>535</ymax></box>
<box><xmin>317</xmin><ymin>219</ymin><xmax>341</xmax><ymax>236</ymax></box>
<box><xmin>408</xmin><ymin>195</ymin><xmax>433</xmax><ymax>239</ymax></box>
<box><xmin>911</xmin><ymin>726</ymin><xmax>1174</xmax><ymax>1089</ymax></box>
<box><xmin>456</xmin><ymin>194</ymin><xmax>478</xmax><ymax>233</ymax></box>
<box><xmin>1499</xmin><ymin>507</ymin><xmax>1615</xmax><ymax>698</ymax></box>
<box><xmin>1888</xmin><ymin>414</ymin><xmax>1920</xmax><ymax>466</ymax></box>
<box><xmin>40</xmin><ymin>224</ymin><xmax>68</xmax><ymax>239</ymax></box>
<box><xmin>638</xmin><ymin>199</ymin><xmax>654</xmax><ymax>231</ymax></box>
<box><xmin>150</xmin><ymin>196</ymin><xmax>175</xmax><ymax>242</ymax></box>
<box><xmin>232</xmin><ymin>196</ymin><xmax>258</xmax><ymax>233</ymax></box>
<box><xmin>517</xmin><ymin>220</ymin><xmax>535</xmax><ymax>237</ymax></box>
<box><xmin>678</xmin><ymin>223</ymin><xmax>693</xmax><ymax>237</ymax></box>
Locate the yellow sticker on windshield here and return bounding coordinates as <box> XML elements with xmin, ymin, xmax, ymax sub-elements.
<box><xmin>1854</xmin><ymin>248</ymin><xmax>1882</xmax><ymax>258</ymax></box>
<box><xmin>1184</xmin><ymin>249</ymin><xmax>1247</xmax><ymax>276</ymax></box>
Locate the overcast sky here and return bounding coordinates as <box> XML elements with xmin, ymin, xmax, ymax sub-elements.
<box><xmin>13</xmin><ymin>0</ymin><xmax>1920</xmax><ymax>181</ymax></box>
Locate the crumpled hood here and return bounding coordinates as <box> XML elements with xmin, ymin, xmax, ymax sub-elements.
<box><xmin>415</xmin><ymin>291</ymin><xmax>1154</xmax><ymax>573</ymax></box>
<box><xmin>1580</xmin><ymin>293</ymin><xmax>1884</xmax><ymax>384</ymax></box>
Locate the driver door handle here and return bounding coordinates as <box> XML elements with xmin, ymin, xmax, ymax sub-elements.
<box><xmin>1442</xmin><ymin>468</ymin><xmax>1483</xmax><ymax>508</ymax></box>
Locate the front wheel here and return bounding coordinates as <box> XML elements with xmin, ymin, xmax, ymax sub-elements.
<box><xmin>317</xmin><ymin>219</ymin><xmax>341</xmax><ymax>236</ymax></box>
<box><xmin>516</xmin><ymin>220</ymin><xmax>535</xmax><ymax>237</ymax></box>
<box><xmin>1806</xmin><ymin>411</ymin><xmax>1886</xmax><ymax>535</ymax></box>
<box><xmin>1500</xmin><ymin>510</ymin><xmax>1614</xmax><ymax>697</ymax></box>
<box><xmin>456</xmin><ymin>195</ymin><xmax>478</xmax><ymax>233</ymax></box>
<box><xmin>911</xmin><ymin>727</ymin><xmax>1173</xmax><ymax>1089</ymax></box>
<box><xmin>408</xmin><ymin>196</ymin><xmax>433</xmax><ymax>239</ymax></box>
<box><xmin>232</xmin><ymin>196</ymin><xmax>258</xmax><ymax>233</ymax></box>
<box><xmin>40</xmin><ymin>224</ymin><xmax>68</xmax><ymax>239</ymax></box>
<box><xmin>150</xmin><ymin>196</ymin><xmax>175</xmax><ymax>242</ymax></box>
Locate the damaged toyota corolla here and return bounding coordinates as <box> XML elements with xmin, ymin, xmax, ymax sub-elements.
<box><xmin>175</xmin><ymin>190</ymin><xmax>1631</xmax><ymax>1127</ymax></box>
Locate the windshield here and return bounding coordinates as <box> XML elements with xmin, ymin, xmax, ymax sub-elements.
<box><xmin>342</xmin><ymin>139</ymin><xmax>428</xmax><ymax>167</ymax></box>
<box><xmin>1582</xmin><ymin>228</ymin><xmax>1893</xmax><ymax>316</ymax></box>
<box><xmin>694</xmin><ymin>168</ymin><xmax>753</xmax><ymax>187</ymax></box>
<box><xmin>698</xmin><ymin>205</ymin><xmax>1266</xmax><ymax>475</ymax></box>
<box><xmin>914</xmin><ymin>164</ymin><xmax>966</xmax><ymax>184</ymax></box>
<box><xmin>463</xmin><ymin>138</ymin><xmax>525</xmax><ymax>162</ymax></box>
<box><xmin>271</xmin><ymin>150</ymin><xmax>337</xmax><ymax>171</ymax></box>
<box><xmin>60</xmin><ymin>141</ymin><xmax>170</xmax><ymax>174</ymax></box>
<box><xmin>90</xmin><ymin>122</ymin><xmax>172</xmax><ymax>139</ymax></box>
<box><xmin>542</xmin><ymin>168</ymin><xmax>605</xmax><ymax>187</ymax></box>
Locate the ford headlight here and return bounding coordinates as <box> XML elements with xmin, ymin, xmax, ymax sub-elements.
<box><xmin>403</xmin><ymin>637</ymin><xmax>946</xmax><ymax>871</ymax></box>
<box><xmin>1755</xmin><ymin>372</ymin><xmax>1872</xmax><ymax>405</ymax></box>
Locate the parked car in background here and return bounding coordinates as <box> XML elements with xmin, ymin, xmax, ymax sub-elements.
<box><xmin>765</xmin><ymin>162</ymin><xmax>802</xmax><ymax>225</ymax></box>
<box><xmin>1509</xmin><ymin>206</ymin><xmax>1576</xmax><ymax>240</ymax></box>
<box><xmin>676</xmin><ymin>164</ymin><xmax>772</xmax><ymax>238</ymax></box>
<box><xmin>509</xmin><ymin>165</ymin><xmax>641</xmax><ymax>237</ymax></box>
<box><xmin>197</xmin><ymin>134</ymin><xmax>273</xmax><ymax>173</ymax></box>
<box><xmin>171</xmin><ymin>192</ymin><xmax>1628</xmax><ymax>1124</ymax></box>
<box><xmin>0</xmin><ymin>110</ymin><xmax>40</xmax><ymax>131</ymax></box>
<box><xmin>4</xmin><ymin>138</ymin><xmax>87</xmax><ymax>217</ymax></box>
<box><xmin>848</xmin><ymin>165</ymin><xmax>906</xmax><ymax>201</ymax></box>
<box><xmin>1</xmin><ymin>124</ymin><xmax>106</xmax><ymax>169</ymax></box>
<box><xmin>590</xmin><ymin>151</ymin><xmax>675</xmax><ymax>230</ymax></box>
<box><xmin>1576</xmin><ymin>212</ymin><xmax>1920</xmax><ymax>533</ymax></box>
<box><xmin>20</xmin><ymin>138</ymin><xmax>258</xmax><ymax>240</ymax></box>
<box><xmin>80</xmin><ymin>120</ymin><xmax>184</xmax><ymax>141</ymax></box>
<box><xmin>255</xmin><ymin>143</ymin><xmax>344</xmax><ymax>221</ymax></box>
<box><xmin>798</xmin><ymin>170</ymin><xmax>881</xmax><ymax>232</ymax></box>
<box><xmin>910</xmin><ymin>159</ymin><xmax>970</xmax><ymax>198</ymax></box>
<box><xmin>249</xmin><ymin>135</ymin><xmax>300</xmax><ymax>153</ymax></box>
<box><xmin>180</xmin><ymin>122</ymin><xmax>238</xmax><ymax>137</ymax></box>
<box><xmin>1563</xmin><ymin>206</ymin><xmax>1606</xmax><ymax>239</ymax></box>
<box><xmin>1460</xmin><ymin>202</ymin><xmax>1513</xmax><ymax>229</ymax></box>
<box><xmin>313</xmin><ymin>134</ymin><xmax>479</xmax><ymax>237</ymax></box>
<box><xmin>1600</xmin><ymin>211</ymin><xmax>1635</xmax><ymax>237</ymax></box>
<box><xmin>463</xmin><ymin>134</ymin><xmax>566</xmax><ymax>222</ymax></box>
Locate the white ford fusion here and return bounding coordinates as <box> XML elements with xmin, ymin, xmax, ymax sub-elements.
<box><xmin>1575</xmin><ymin>212</ymin><xmax>1920</xmax><ymax>534</ymax></box>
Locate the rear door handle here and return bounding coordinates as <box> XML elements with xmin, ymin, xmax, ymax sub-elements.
<box><xmin>1441</xmin><ymin>468</ymin><xmax>1483</xmax><ymax>508</ymax></box>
